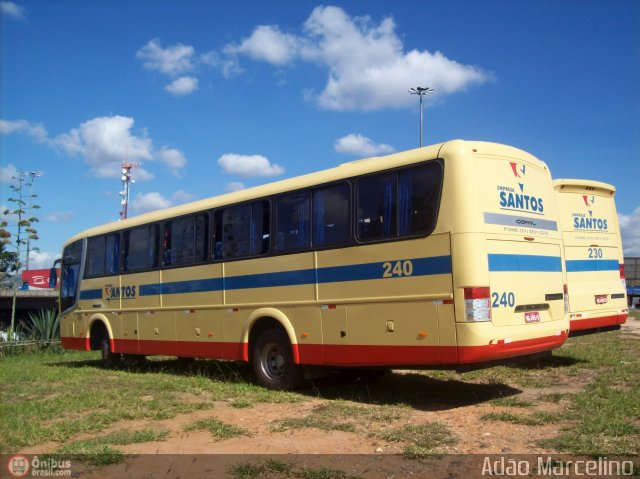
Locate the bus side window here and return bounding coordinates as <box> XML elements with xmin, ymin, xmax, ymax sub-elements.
<box><xmin>356</xmin><ymin>173</ymin><xmax>396</xmax><ymax>242</ymax></box>
<box><xmin>221</xmin><ymin>204</ymin><xmax>251</xmax><ymax>259</ymax></box>
<box><xmin>275</xmin><ymin>192</ymin><xmax>311</xmax><ymax>252</ymax></box>
<box><xmin>86</xmin><ymin>236</ymin><xmax>106</xmax><ymax>277</ymax></box>
<box><xmin>398</xmin><ymin>163</ymin><xmax>442</xmax><ymax>236</ymax></box>
<box><xmin>123</xmin><ymin>225</ymin><xmax>159</xmax><ymax>272</ymax></box>
<box><xmin>313</xmin><ymin>183</ymin><xmax>350</xmax><ymax>247</ymax></box>
<box><xmin>164</xmin><ymin>214</ymin><xmax>208</xmax><ymax>267</ymax></box>
<box><xmin>219</xmin><ymin>201</ymin><xmax>269</xmax><ymax>259</ymax></box>
<box><xmin>162</xmin><ymin>223</ymin><xmax>172</xmax><ymax>267</ymax></box>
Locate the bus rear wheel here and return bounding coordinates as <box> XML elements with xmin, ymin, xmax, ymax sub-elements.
<box><xmin>100</xmin><ymin>338</ymin><xmax>119</xmax><ymax>368</ymax></box>
<box><xmin>252</xmin><ymin>329</ymin><xmax>302</xmax><ymax>390</ymax></box>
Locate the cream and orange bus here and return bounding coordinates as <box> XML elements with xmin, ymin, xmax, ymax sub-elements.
<box><xmin>553</xmin><ymin>179</ymin><xmax>628</xmax><ymax>332</ymax></box>
<box><xmin>55</xmin><ymin>140</ymin><xmax>569</xmax><ymax>389</ymax></box>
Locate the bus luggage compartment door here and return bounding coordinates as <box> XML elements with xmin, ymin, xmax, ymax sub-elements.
<box><xmin>487</xmin><ymin>239</ymin><xmax>564</xmax><ymax>327</ymax></box>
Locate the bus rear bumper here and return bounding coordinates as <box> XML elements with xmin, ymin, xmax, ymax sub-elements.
<box><xmin>454</xmin><ymin>321</ymin><xmax>569</xmax><ymax>364</ymax></box>
<box><xmin>569</xmin><ymin>311</ymin><xmax>628</xmax><ymax>332</ymax></box>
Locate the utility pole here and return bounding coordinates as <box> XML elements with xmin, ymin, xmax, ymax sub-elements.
<box><xmin>408</xmin><ymin>86</ymin><xmax>435</xmax><ymax>147</ymax></box>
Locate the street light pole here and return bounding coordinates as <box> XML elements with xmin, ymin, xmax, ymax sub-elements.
<box><xmin>408</xmin><ymin>86</ymin><xmax>435</xmax><ymax>147</ymax></box>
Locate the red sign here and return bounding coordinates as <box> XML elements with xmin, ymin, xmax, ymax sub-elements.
<box><xmin>21</xmin><ymin>269</ymin><xmax>60</xmax><ymax>289</ymax></box>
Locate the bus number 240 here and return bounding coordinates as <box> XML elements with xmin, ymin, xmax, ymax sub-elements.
<box><xmin>382</xmin><ymin>260</ymin><xmax>414</xmax><ymax>278</ymax></box>
<box><xmin>492</xmin><ymin>291</ymin><xmax>516</xmax><ymax>308</ymax></box>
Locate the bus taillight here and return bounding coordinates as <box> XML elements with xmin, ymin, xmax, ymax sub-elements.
<box><xmin>464</xmin><ymin>287</ymin><xmax>491</xmax><ymax>322</ymax></box>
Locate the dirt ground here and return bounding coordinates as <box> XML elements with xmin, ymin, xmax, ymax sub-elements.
<box><xmin>19</xmin><ymin>316</ymin><xmax>640</xmax><ymax>478</ymax></box>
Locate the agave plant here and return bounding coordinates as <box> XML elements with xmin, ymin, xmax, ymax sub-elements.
<box><xmin>22</xmin><ymin>309</ymin><xmax>60</xmax><ymax>343</ymax></box>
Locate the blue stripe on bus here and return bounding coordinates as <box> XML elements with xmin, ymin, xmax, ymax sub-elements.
<box><xmin>316</xmin><ymin>256</ymin><xmax>452</xmax><ymax>283</ymax></box>
<box><xmin>79</xmin><ymin>256</ymin><xmax>452</xmax><ymax>299</ymax></box>
<box><xmin>79</xmin><ymin>289</ymin><xmax>102</xmax><ymax>300</ymax></box>
<box><xmin>566</xmin><ymin>259</ymin><xmax>619</xmax><ymax>273</ymax></box>
<box><xmin>488</xmin><ymin>254</ymin><xmax>562</xmax><ymax>273</ymax></box>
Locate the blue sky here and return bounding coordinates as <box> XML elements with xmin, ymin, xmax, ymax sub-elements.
<box><xmin>2</xmin><ymin>0</ymin><xmax>639</xmax><ymax>268</ymax></box>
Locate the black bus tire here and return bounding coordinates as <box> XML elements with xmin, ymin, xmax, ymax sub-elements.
<box><xmin>252</xmin><ymin>328</ymin><xmax>302</xmax><ymax>390</ymax></box>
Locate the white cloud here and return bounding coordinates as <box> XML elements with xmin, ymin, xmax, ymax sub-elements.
<box><xmin>136</xmin><ymin>38</ymin><xmax>195</xmax><ymax>76</ymax></box>
<box><xmin>53</xmin><ymin>116</ymin><xmax>154</xmax><ymax>179</ymax></box>
<box><xmin>130</xmin><ymin>192</ymin><xmax>172</xmax><ymax>214</ymax></box>
<box><xmin>2</xmin><ymin>116</ymin><xmax>188</xmax><ymax>180</ymax></box>
<box><xmin>157</xmin><ymin>146</ymin><xmax>187</xmax><ymax>176</ymax></box>
<box><xmin>0</xmin><ymin>163</ymin><xmax>18</xmax><ymax>183</ymax></box>
<box><xmin>164</xmin><ymin>76</ymin><xmax>199</xmax><ymax>95</ymax></box>
<box><xmin>334</xmin><ymin>134</ymin><xmax>394</xmax><ymax>156</ymax></box>
<box><xmin>226</xmin><ymin>6</ymin><xmax>489</xmax><ymax>111</ymax></box>
<box><xmin>218</xmin><ymin>154</ymin><xmax>284</xmax><ymax>178</ymax></box>
<box><xmin>0</xmin><ymin>119</ymin><xmax>48</xmax><ymax>143</ymax></box>
<box><xmin>200</xmin><ymin>50</ymin><xmax>243</xmax><ymax>78</ymax></box>
<box><xmin>226</xmin><ymin>25</ymin><xmax>301</xmax><ymax>65</ymax></box>
<box><xmin>171</xmin><ymin>189</ymin><xmax>193</xmax><ymax>204</ymax></box>
<box><xmin>620</xmin><ymin>207</ymin><xmax>640</xmax><ymax>256</ymax></box>
<box><xmin>1</xmin><ymin>1</ymin><xmax>25</xmax><ymax>20</ymax></box>
<box><xmin>224</xmin><ymin>181</ymin><xmax>246</xmax><ymax>193</ymax></box>
<box><xmin>27</xmin><ymin>251</ymin><xmax>60</xmax><ymax>270</ymax></box>
<box><xmin>45</xmin><ymin>211</ymin><xmax>73</xmax><ymax>223</ymax></box>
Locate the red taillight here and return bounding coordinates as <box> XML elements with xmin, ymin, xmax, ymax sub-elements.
<box><xmin>620</xmin><ymin>264</ymin><xmax>625</xmax><ymax>279</ymax></box>
<box><xmin>463</xmin><ymin>287</ymin><xmax>491</xmax><ymax>322</ymax></box>
<box><xmin>464</xmin><ymin>287</ymin><xmax>490</xmax><ymax>299</ymax></box>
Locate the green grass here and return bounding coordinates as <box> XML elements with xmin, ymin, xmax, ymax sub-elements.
<box><xmin>1</xmin><ymin>326</ymin><xmax>639</xmax><ymax>459</ymax></box>
<box><xmin>481</xmin><ymin>411</ymin><xmax>562</xmax><ymax>426</ymax></box>
<box><xmin>183</xmin><ymin>417</ymin><xmax>250</xmax><ymax>441</ymax></box>
<box><xmin>0</xmin><ymin>350</ymin><xmax>300</xmax><ymax>453</ymax></box>
<box><xmin>55</xmin><ymin>428</ymin><xmax>169</xmax><ymax>466</ymax></box>
<box><xmin>228</xmin><ymin>459</ymin><xmax>357</xmax><ymax>479</ymax></box>
<box><xmin>271</xmin><ymin>400</ymin><xmax>408</xmax><ymax>434</ymax></box>
<box><xmin>371</xmin><ymin>422</ymin><xmax>457</xmax><ymax>457</ymax></box>
<box><xmin>488</xmin><ymin>396</ymin><xmax>533</xmax><ymax>408</ymax></box>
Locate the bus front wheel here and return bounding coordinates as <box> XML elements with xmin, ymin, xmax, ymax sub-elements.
<box><xmin>252</xmin><ymin>329</ymin><xmax>302</xmax><ymax>390</ymax></box>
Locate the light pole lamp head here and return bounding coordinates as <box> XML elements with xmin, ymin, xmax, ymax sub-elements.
<box><xmin>409</xmin><ymin>86</ymin><xmax>435</xmax><ymax>96</ymax></box>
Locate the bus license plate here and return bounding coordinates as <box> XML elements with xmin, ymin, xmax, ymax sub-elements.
<box><xmin>525</xmin><ymin>311</ymin><xmax>541</xmax><ymax>323</ymax></box>
<box><xmin>595</xmin><ymin>295</ymin><xmax>608</xmax><ymax>305</ymax></box>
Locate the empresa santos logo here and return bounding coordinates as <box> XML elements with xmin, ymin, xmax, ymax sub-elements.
<box><xmin>572</xmin><ymin>195</ymin><xmax>608</xmax><ymax>231</ymax></box>
<box><xmin>497</xmin><ymin>162</ymin><xmax>544</xmax><ymax>214</ymax></box>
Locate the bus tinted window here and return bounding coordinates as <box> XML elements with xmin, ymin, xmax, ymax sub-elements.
<box><xmin>276</xmin><ymin>192</ymin><xmax>311</xmax><ymax>251</ymax></box>
<box><xmin>217</xmin><ymin>201</ymin><xmax>269</xmax><ymax>260</ymax></box>
<box><xmin>357</xmin><ymin>173</ymin><xmax>397</xmax><ymax>241</ymax></box>
<box><xmin>399</xmin><ymin>163</ymin><xmax>442</xmax><ymax>235</ymax></box>
<box><xmin>60</xmin><ymin>240</ymin><xmax>82</xmax><ymax>311</ymax></box>
<box><xmin>86</xmin><ymin>233</ymin><xmax>119</xmax><ymax>277</ymax></box>
<box><xmin>124</xmin><ymin>225</ymin><xmax>159</xmax><ymax>272</ymax></box>
<box><xmin>356</xmin><ymin>162</ymin><xmax>443</xmax><ymax>242</ymax></box>
<box><xmin>313</xmin><ymin>183</ymin><xmax>350</xmax><ymax>247</ymax></box>
<box><xmin>163</xmin><ymin>214</ymin><xmax>208</xmax><ymax>267</ymax></box>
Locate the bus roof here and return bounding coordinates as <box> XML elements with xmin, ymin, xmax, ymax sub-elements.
<box><xmin>553</xmin><ymin>178</ymin><xmax>616</xmax><ymax>194</ymax></box>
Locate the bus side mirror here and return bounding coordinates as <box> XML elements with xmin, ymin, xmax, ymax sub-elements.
<box><xmin>49</xmin><ymin>267</ymin><xmax>58</xmax><ymax>288</ymax></box>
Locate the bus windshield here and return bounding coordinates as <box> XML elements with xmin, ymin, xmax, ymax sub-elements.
<box><xmin>60</xmin><ymin>240</ymin><xmax>83</xmax><ymax>312</ymax></box>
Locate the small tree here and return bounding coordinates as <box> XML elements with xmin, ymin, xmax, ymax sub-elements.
<box><xmin>2</xmin><ymin>172</ymin><xmax>41</xmax><ymax>340</ymax></box>
<box><xmin>0</xmin><ymin>227</ymin><xmax>19</xmax><ymax>286</ymax></box>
